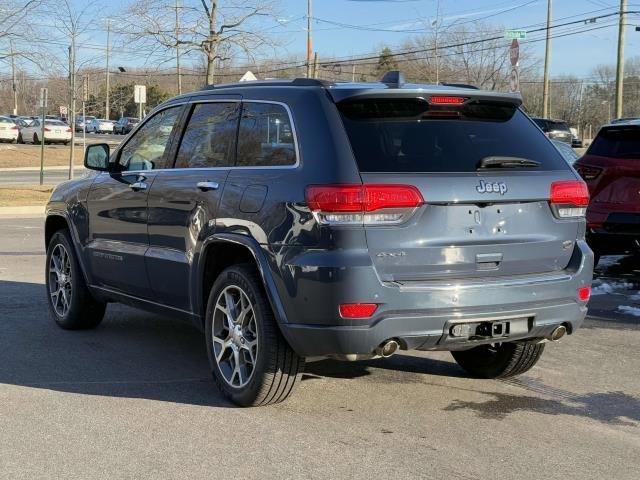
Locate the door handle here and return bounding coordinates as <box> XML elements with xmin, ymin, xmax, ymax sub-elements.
<box><xmin>130</xmin><ymin>181</ymin><xmax>148</xmax><ymax>191</ymax></box>
<box><xmin>197</xmin><ymin>181</ymin><xmax>219</xmax><ymax>192</ymax></box>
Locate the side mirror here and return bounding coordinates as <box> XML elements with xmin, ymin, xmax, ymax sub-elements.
<box><xmin>84</xmin><ymin>143</ymin><xmax>110</xmax><ymax>171</ymax></box>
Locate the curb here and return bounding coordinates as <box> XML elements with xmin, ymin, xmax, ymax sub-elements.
<box><xmin>0</xmin><ymin>205</ymin><xmax>45</xmax><ymax>216</ymax></box>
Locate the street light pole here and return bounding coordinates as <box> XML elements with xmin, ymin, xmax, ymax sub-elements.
<box><xmin>10</xmin><ymin>40</ymin><xmax>18</xmax><ymax>115</ymax></box>
<box><xmin>176</xmin><ymin>0</ymin><xmax>182</xmax><ymax>94</ymax></box>
<box><xmin>306</xmin><ymin>0</ymin><xmax>313</xmax><ymax>78</ymax></box>
<box><xmin>615</xmin><ymin>0</ymin><xmax>627</xmax><ymax>119</ymax></box>
<box><xmin>542</xmin><ymin>0</ymin><xmax>552</xmax><ymax>118</ymax></box>
<box><xmin>105</xmin><ymin>18</ymin><xmax>111</xmax><ymax>120</ymax></box>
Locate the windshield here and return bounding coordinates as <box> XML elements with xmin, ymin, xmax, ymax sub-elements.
<box><xmin>588</xmin><ymin>127</ymin><xmax>640</xmax><ymax>158</ymax></box>
<box><xmin>338</xmin><ymin>98</ymin><xmax>569</xmax><ymax>173</ymax></box>
<box><xmin>45</xmin><ymin>120</ymin><xmax>66</xmax><ymax>126</ymax></box>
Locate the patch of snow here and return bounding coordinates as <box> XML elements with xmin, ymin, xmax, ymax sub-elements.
<box><xmin>616</xmin><ymin>305</ymin><xmax>640</xmax><ymax>317</ymax></box>
<box><xmin>591</xmin><ymin>280</ymin><xmax>633</xmax><ymax>296</ymax></box>
<box><xmin>597</xmin><ymin>255</ymin><xmax>625</xmax><ymax>268</ymax></box>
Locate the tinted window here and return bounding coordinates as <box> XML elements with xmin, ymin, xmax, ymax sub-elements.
<box><xmin>338</xmin><ymin>98</ymin><xmax>569</xmax><ymax>172</ymax></box>
<box><xmin>532</xmin><ymin>118</ymin><xmax>548</xmax><ymax>131</ymax></box>
<box><xmin>175</xmin><ymin>103</ymin><xmax>238</xmax><ymax>169</ymax></box>
<box><xmin>236</xmin><ymin>102</ymin><xmax>296</xmax><ymax>167</ymax></box>
<box><xmin>588</xmin><ymin>127</ymin><xmax>640</xmax><ymax>159</ymax></box>
<box><xmin>118</xmin><ymin>106</ymin><xmax>181</xmax><ymax>171</ymax></box>
<box><xmin>548</xmin><ymin>121</ymin><xmax>570</xmax><ymax>132</ymax></box>
<box><xmin>0</xmin><ymin>117</ymin><xmax>12</xmax><ymax>124</ymax></box>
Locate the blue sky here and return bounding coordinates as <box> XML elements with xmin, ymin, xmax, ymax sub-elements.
<box><xmin>68</xmin><ymin>0</ymin><xmax>640</xmax><ymax>78</ymax></box>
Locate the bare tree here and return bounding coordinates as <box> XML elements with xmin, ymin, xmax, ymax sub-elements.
<box><xmin>120</xmin><ymin>0</ymin><xmax>279</xmax><ymax>86</ymax></box>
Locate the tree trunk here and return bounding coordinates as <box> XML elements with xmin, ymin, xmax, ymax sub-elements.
<box><xmin>205</xmin><ymin>1</ymin><xmax>217</xmax><ymax>85</ymax></box>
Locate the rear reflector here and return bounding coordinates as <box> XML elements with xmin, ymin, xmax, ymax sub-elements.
<box><xmin>339</xmin><ymin>303</ymin><xmax>378</xmax><ymax>319</ymax></box>
<box><xmin>550</xmin><ymin>180</ymin><xmax>589</xmax><ymax>218</ymax></box>
<box><xmin>429</xmin><ymin>96</ymin><xmax>466</xmax><ymax>105</ymax></box>
<box><xmin>577</xmin><ymin>286</ymin><xmax>591</xmax><ymax>302</ymax></box>
<box><xmin>306</xmin><ymin>184</ymin><xmax>424</xmax><ymax>225</ymax></box>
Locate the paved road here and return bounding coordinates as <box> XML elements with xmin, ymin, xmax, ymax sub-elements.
<box><xmin>0</xmin><ymin>217</ymin><xmax>638</xmax><ymax>479</ymax></box>
<box><xmin>0</xmin><ymin>168</ymin><xmax>90</xmax><ymax>185</ymax></box>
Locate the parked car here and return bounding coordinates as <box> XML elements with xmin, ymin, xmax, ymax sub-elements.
<box><xmin>531</xmin><ymin>117</ymin><xmax>573</xmax><ymax>145</ymax></box>
<box><xmin>45</xmin><ymin>74</ymin><xmax>593</xmax><ymax>407</ymax></box>
<box><xmin>0</xmin><ymin>116</ymin><xmax>20</xmax><ymax>143</ymax></box>
<box><xmin>87</xmin><ymin>118</ymin><xmax>115</xmax><ymax>134</ymax></box>
<box><xmin>21</xmin><ymin>119</ymin><xmax>72</xmax><ymax>144</ymax></box>
<box><xmin>113</xmin><ymin>117</ymin><xmax>140</xmax><ymax>135</ymax></box>
<box><xmin>574</xmin><ymin>120</ymin><xmax>640</xmax><ymax>265</ymax></box>
<box><xmin>552</xmin><ymin>139</ymin><xmax>580</xmax><ymax>165</ymax></box>
<box><xmin>611</xmin><ymin>117</ymin><xmax>640</xmax><ymax>124</ymax></box>
<box><xmin>570</xmin><ymin>128</ymin><xmax>583</xmax><ymax>148</ymax></box>
<box><xmin>75</xmin><ymin>115</ymin><xmax>96</xmax><ymax>132</ymax></box>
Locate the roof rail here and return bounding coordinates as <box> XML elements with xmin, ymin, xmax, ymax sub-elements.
<box><xmin>201</xmin><ymin>78</ymin><xmax>333</xmax><ymax>91</ymax></box>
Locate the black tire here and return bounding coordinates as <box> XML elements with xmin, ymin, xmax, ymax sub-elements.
<box><xmin>46</xmin><ymin>229</ymin><xmax>106</xmax><ymax>330</ymax></box>
<box><xmin>205</xmin><ymin>264</ymin><xmax>304</xmax><ymax>407</ymax></box>
<box><xmin>451</xmin><ymin>341</ymin><xmax>545</xmax><ymax>379</ymax></box>
<box><xmin>17</xmin><ymin>133</ymin><xmax>23</xmax><ymax>144</ymax></box>
<box><xmin>33</xmin><ymin>133</ymin><xmax>38</xmax><ymax>144</ymax></box>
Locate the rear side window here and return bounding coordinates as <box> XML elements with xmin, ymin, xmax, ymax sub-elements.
<box><xmin>175</xmin><ymin>102</ymin><xmax>239</xmax><ymax>169</ymax></box>
<box><xmin>236</xmin><ymin>102</ymin><xmax>296</xmax><ymax>167</ymax></box>
<box><xmin>338</xmin><ymin>98</ymin><xmax>569</xmax><ymax>173</ymax></box>
<box><xmin>587</xmin><ymin>127</ymin><xmax>640</xmax><ymax>159</ymax></box>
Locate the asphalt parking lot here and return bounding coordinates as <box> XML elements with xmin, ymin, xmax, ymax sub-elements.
<box><xmin>0</xmin><ymin>217</ymin><xmax>638</xmax><ymax>479</ymax></box>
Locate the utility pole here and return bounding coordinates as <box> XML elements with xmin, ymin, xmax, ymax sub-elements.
<box><xmin>434</xmin><ymin>0</ymin><xmax>441</xmax><ymax>84</ymax></box>
<box><xmin>615</xmin><ymin>0</ymin><xmax>627</xmax><ymax>119</ymax></box>
<box><xmin>105</xmin><ymin>18</ymin><xmax>111</xmax><ymax>120</ymax></box>
<box><xmin>542</xmin><ymin>0</ymin><xmax>552</xmax><ymax>118</ymax></box>
<box><xmin>306</xmin><ymin>0</ymin><xmax>313</xmax><ymax>78</ymax></box>
<box><xmin>10</xmin><ymin>40</ymin><xmax>18</xmax><ymax>115</ymax></box>
<box><xmin>68</xmin><ymin>37</ymin><xmax>77</xmax><ymax>180</ymax></box>
<box><xmin>176</xmin><ymin>0</ymin><xmax>182</xmax><ymax>94</ymax></box>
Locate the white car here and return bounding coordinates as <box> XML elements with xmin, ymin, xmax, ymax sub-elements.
<box><xmin>87</xmin><ymin>118</ymin><xmax>115</xmax><ymax>134</ymax></box>
<box><xmin>21</xmin><ymin>119</ymin><xmax>72</xmax><ymax>145</ymax></box>
<box><xmin>0</xmin><ymin>116</ymin><xmax>20</xmax><ymax>143</ymax></box>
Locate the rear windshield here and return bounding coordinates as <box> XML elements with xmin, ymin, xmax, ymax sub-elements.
<box><xmin>548</xmin><ymin>121</ymin><xmax>570</xmax><ymax>131</ymax></box>
<box><xmin>338</xmin><ymin>98</ymin><xmax>569</xmax><ymax>173</ymax></box>
<box><xmin>588</xmin><ymin>127</ymin><xmax>640</xmax><ymax>159</ymax></box>
<box><xmin>45</xmin><ymin>120</ymin><xmax>66</xmax><ymax>126</ymax></box>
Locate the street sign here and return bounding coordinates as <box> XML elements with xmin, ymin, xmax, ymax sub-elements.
<box><xmin>510</xmin><ymin>39</ymin><xmax>520</xmax><ymax>66</ymax></box>
<box><xmin>509</xmin><ymin>67</ymin><xmax>520</xmax><ymax>93</ymax></box>
<box><xmin>59</xmin><ymin>106</ymin><xmax>68</xmax><ymax>116</ymax></box>
<box><xmin>39</xmin><ymin>88</ymin><xmax>48</xmax><ymax>108</ymax></box>
<box><xmin>134</xmin><ymin>85</ymin><xmax>146</xmax><ymax>104</ymax></box>
<box><xmin>505</xmin><ymin>29</ymin><xmax>527</xmax><ymax>40</ymax></box>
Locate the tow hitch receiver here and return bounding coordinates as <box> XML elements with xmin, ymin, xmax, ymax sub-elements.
<box><xmin>448</xmin><ymin>317</ymin><xmax>531</xmax><ymax>341</ymax></box>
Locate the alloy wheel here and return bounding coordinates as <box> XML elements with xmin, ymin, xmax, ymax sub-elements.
<box><xmin>48</xmin><ymin>243</ymin><xmax>73</xmax><ymax>317</ymax></box>
<box><xmin>211</xmin><ymin>285</ymin><xmax>259</xmax><ymax>389</ymax></box>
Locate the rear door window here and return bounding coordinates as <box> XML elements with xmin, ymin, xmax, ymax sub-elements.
<box><xmin>236</xmin><ymin>102</ymin><xmax>297</xmax><ymax>167</ymax></box>
<box><xmin>338</xmin><ymin>98</ymin><xmax>569</xmax><ymax>173</ymax></box>
<box><xmin>587</xmin><ymin>127</ymin><xmax>640</xmax><ymax>159</ymax></box>
<box><xmin>174</xmin><ymin>102</ymin><xmax>239</xmax><ymax>169</ymax></box>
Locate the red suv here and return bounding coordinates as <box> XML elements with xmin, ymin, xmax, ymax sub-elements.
<box><xmin>574</xmin><ymin>121</ymin><xmax>640</xmax><ymax>264</ymax></box>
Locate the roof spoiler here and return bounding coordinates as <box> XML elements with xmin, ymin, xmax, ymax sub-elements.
<box><xmin>380</xmin><ymin>71</ymin><xmax>406</xmax><ymax>88</ymax></box>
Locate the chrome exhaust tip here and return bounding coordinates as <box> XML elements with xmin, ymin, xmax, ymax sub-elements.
<box><xmin>375</xmin><ymin>340</ymin><xmax>400</xmax><ymax>358</ymax></box>
<box><xmin>549</xmin><ymin>325</ymin><xmax>567</xmax><ymax>341</ymax></box>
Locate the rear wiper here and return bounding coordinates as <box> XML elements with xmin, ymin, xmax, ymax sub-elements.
<box><xmin>477</xmin><ymin>156</ymin><xmax>541</xmax><ymax>169</ymax></box>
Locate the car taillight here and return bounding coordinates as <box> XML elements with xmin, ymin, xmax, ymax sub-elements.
<box><xmin>11</xmin><ymin>125</ymin><xmax>18</xmax><ymax>130</ymax></box>
<box><xmin>306</xmin><ymin>184</ymin><xmax>424</xmax><ymax>225</ymax></box>
<box><xmin>65</xmin><ymin>128</ymin><xmax>72</xmax><ymax>133</ymax></box>
<box><xmin>574</xmin><ymin>165</ymin><xmax>602</xmax><ymax>181</ymax></box>
<box><xmin>339</xmin><ymin>303</ymin><xmax>378</xmax><ymax>319</ymax></box>
<box><xmin>550</xmin><ymin>180</ymin><xmax>589</xmax><ymax>218</ymax></box>
<box><xmin>44</xmin><ymin>127</ymin><xmax>51</xmax><ymax>132</ymax></box>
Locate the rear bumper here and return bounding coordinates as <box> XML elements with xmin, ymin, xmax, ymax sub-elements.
<box><xmin>277</xmin><ymin>241</ymin><xmax>593</xmax><ymax>357</ymax></box>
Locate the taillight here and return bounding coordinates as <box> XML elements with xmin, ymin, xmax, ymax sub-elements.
<box><xmin>429</xmin><ymin>96</ymin><xmax>466</xmax><ymax>105</ymax></box>
<box><xmin>339</xmin><ymin>303</ymin><xmax>378</xmax><ymax>319</ymax></box>
<box><xmin>44</xmin><ymin>127</ymin><xmax>51</xmax><ymax>132</ymax></box>
<box><xmin>574</xmin><ymin>165</ymin><xmax>602</xmax><ymax>181</ymax></box>
<box><xmin>65</xmin><ymin>128</ymin><xmax>72</xmax><ymax>133</ymax></box>
<box><xmin>306</xmin><ymin>184</ymin><xmax>424</xmax><ymax>225</ymax></box>
<box><xmin>550</xmin><ymin>180</ymin><xmax>589</xmax><ymax>218</ymax></box>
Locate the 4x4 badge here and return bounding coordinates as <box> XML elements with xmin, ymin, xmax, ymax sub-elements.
<box><xmin>477</xmin><ymin>180</ymin><xmax>508</xmax><ymax>195</ymax></box>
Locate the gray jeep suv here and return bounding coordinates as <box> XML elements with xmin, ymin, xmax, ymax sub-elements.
<box><xmin>45</xmin><ymin>74</ymin><xmax>593</xmax><ymax>406</ymax></box>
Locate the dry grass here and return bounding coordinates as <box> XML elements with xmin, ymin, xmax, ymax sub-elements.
<box><xmin>0</xmin><ymin>145</ymin><xmax>82</xmax><ymax>169</ymax></box>
<box><xmin>0</xmin><ymin>185</ymin><xmax>54</xmax><ymax>207</ymax></box>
